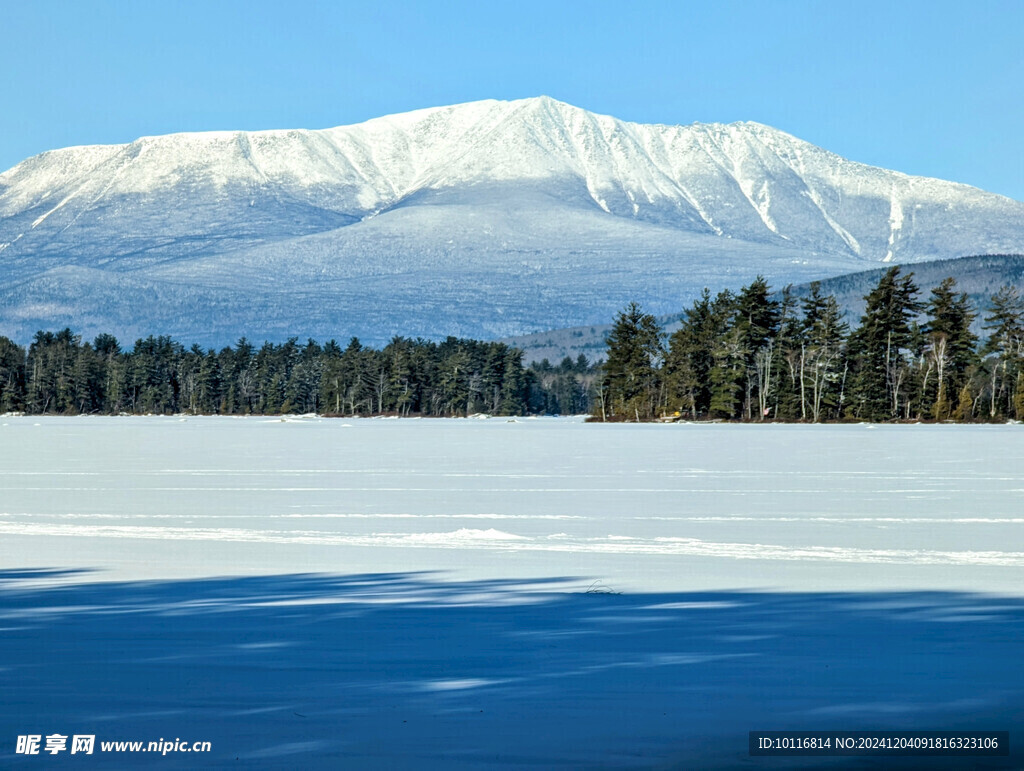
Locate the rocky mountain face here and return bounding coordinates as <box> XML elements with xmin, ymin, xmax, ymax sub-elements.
<box><xmin>2</xmin><ymin>96</ymin><xmax>1023</xmax><ymax>346</ymax></box>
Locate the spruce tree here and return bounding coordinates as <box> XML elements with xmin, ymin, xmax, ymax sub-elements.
<box><xmin>772</xmin><ymin>286</ymin><xmax>803</xmax><ymax>420</ymax></box>
<box><xmin>706</xmin><ymin>289</ymin><xmax>745</xmax><ymax>420</ymax></box>
<box><xmin>665</xmin><ymin>289</ymin><xmax>719</xmax><ymax>418</ymax></box>
<box><xmin>709</xmin><ymin>323</ymin><xmax>746</xmax><ymax>419</ymax></box>
<box><xmin>0</xmin><ymin>336</ymin><xmax>26</xmax><ymax>413</ymax></box>
<box><xmin>922</xmin><ymin>277</ymin><xmax>977</xmax><ymax>420</ymax></box>
<box><xmin>982</xmin><ymin>285</ymin><xmax>1024</xmax><ymax>418</ymax></box>
<box><xmin>198</xmin><ymin>350</ymin><xmax>223</xmax><ymax>413</ymax></box>
<box><xmin>734</xmin><ymin>277</ymin><xmax>781</xmax><ymax>420</ymax></box>
<box><xmin>498</xmin><ymin>347</ymin><xmax>528</xmax><ymax>415</ymax></box>
<box><xmin>847</xmin><ymin>267</ymin><xmax>921</xmax><ymax>420</ymax></box>
<box><xmin>72</xmin><ymin>343</ymin><xmax>104</xmax><ymax>414</ymax></box>
<box><xmin>801</xmin><ymin>291</ymin><xmax>848</xmax><ymax>422</ymax></box>
<box><xmin>93</xmin><ymin>334</ymin><xmax>124</xmax><ymax>413</ymax></box>
<box><xmin>602</xmin><ymin>302</ymin><xmax>664</xmax><ymax>420</ymax></box>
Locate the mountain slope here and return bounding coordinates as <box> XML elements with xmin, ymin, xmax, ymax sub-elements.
<box><xmin>2</xmin><ymin>97</ymin><xmax>1023</xmax><ymax>345</ymax></box>
<box><xmin>505</xmin><ymin>254</ymin><xmax>1024</xmax><ymax>365</ymax></box>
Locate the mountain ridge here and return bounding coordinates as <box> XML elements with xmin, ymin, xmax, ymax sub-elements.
<box><xmin>2</xmin><ymin>97</ymin><xmax>1023</xmax><ymax>346</ymax></box>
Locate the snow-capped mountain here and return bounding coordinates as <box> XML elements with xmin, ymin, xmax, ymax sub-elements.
<box><xmin>2</xmin><ymin>96</ymin><xmax>1023</xmax><ymax>345</ymax></box>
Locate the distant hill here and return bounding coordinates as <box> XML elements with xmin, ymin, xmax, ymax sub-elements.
<box><xmin>507</xmin><ymin>254</ymin><xmax>1024</xmax><ymax>364</ymax></box>
<box><xmin>781</xmin><ymin>253</ymin><xmax>1024</xmax><ymax>326</ymax></box>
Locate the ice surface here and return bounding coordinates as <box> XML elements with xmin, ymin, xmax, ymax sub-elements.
<box><xmin>2</xmin><ymin>416</ymin><xmax>1024</xmax><ymax>593</ymax></box>
<box><xmin>2</xmin><ymin>417</ymin><xmax>1022</xmax><ymax>767</ymax></box>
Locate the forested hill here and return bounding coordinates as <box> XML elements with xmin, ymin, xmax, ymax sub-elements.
<box><xmin>780</xmin><ymin>254</ymin><xmax>1024</xmax><ymax>326</ymax></box>
<box><xmin>507</xmin><ymin>254</ymin><xmax>1024</xmax><ymax>363</ymax></box>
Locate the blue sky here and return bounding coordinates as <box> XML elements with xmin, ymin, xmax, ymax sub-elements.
<box><xmin>2</xmin><ymin>0</ymin><xmax>1022</xmax><ymax>200</ymax></box>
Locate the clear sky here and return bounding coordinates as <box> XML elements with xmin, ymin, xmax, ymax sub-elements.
<box><xmin>2</xmin><ymin>0</ymin><xmax>1022</xmax><ymax>201</ymax></box>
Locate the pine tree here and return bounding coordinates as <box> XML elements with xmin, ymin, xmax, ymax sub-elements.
<box><xmin>982</xmin><ymin>285</ymin><xmax>1024</xmax><ymax>419</ymax></box>
<box><xmin>602</xmin><ymin>302</ymin><xmax>664</xmax><ymax>420</ymax></box>
<box><xmin>771</xmin><ymin>287</ymin><xmax>803</xmax><ymax>420</ymax></box>
<box><xmin>27</xmin><ymin>329</ymin><xmax>82</xmax><ymax>413</ymax></box>
<box><xmin>127</xmin><ymin>336</ymin><xmax>182</xmax><ymax>414</ymax></box>
<box><xmin>0</xmin><ymin>336</ymin><xmax>26</xmax><ymax>413</ymax></box>
<box><xmin>498</xmin><ymin>347</ymin><xmax>528</xmax><ymax>415</ymax></box>
<box><xmin>800</xmin><ymin>291</ymin><xmax>849</xmax><ymax>422</ymax></box>
<box><xmin>93</xmin><ymin>334</ymin><xmax>124</xmax><ymax>413</ymax></box>
<box><xmin>709</xmin><ymin>322</ymin><xmax>746</xmax><ymax>419</ymax></box>
<box><xmin>698</xmin><ymin>290</ymin><xmax>742</xmax><ymax>419</ymax></box>
<box><xmin>72</xmin><ymin>343</ymin><xmax>104</xmax><ymax>414</ymax></box>
<box><xmin>847</xmin><ymin>267</ymin><xmax>922</xmax><ymax>420</ymax></box>
<box><xmin>284</xmin><ymin>339</ymin><xmax>323</xmax><ymax>414</ymax></box>
<box><xmin>198</xmin><ymin>350</ymin><xmax>223</xmax><ymax>413</ymax></box>
<box><xmin>220</xmin><ymin>338</ymin><xmax>255</xmax><ymax>414</ymax></box>
<box><xmin>438</xmin><ymin>340</ymin><xmax>471</xmax><ymax>416</ymax></box>
<box><xmin>383</xmin><ymin>337</ymin><xmax>418</xmax><ymax>416</ymax></box>
<box><xmin>922</xmin><ymin>277</ymin><xmax>977</xmax><ymax>420</ymax></box>
<box><xmin>319</xmin><ymin>339</ymin><xmax>345</xmax><ymax>415</ymax></box>
<box><xmin>665</xmin><ymin>289</ymin><xmax>718</xmax><ymax>418</ymax></box>
<box><xmin>734</xmin><ymin>277</ymin><xmax>781</xmax><ymax>420</ymax></box>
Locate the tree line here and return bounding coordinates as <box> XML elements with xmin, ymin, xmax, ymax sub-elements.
<box><xmin>0</xmin><ymin>333</ymin><xmax>561</xmax><ymax>417</ymax></box>
<box><xmin>3</xmin><ymin>266</ymin><xmax>1021</xmax><ymax>422</ymax></box>
<box><xmin>599</xmin><ymin>268</ymin><xmax>1024</xmax><ymax>422</ymax></box>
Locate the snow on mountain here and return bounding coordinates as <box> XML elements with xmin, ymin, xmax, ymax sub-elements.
<box><xmin>2</xmin><ymin>96</ymin><xmax>1023</xmax><ymax>346</ymax></box>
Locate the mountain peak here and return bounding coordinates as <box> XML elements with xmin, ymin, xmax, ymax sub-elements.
<box><xmin>2</xmin><ymin>99</ymin><xmax>1024</xmax><ymax>347</ymax></box>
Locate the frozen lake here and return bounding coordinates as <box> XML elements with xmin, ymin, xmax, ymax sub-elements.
<box><xmin>1</xmin><ymin>416</ymin><xmax>1023</xmax><ymax>593</ymax></box>
<box><xmin>2</xmin><ymin>417</ymin><xmax>1023</xmax><ymax>768</ymax></box>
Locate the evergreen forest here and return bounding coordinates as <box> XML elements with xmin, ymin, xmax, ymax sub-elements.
<box><xmin>0</xmin><ymin>267</ymin><xmax>1021</xmax><ymax>422</ymax></box>
<box><xmin>599</xmin><ymin>268</ymin><xmax>1024</xmax><ymax>422</ymax></box>
<box><xmin>0</xmin><ymin>335</ymin><xmax>555</xmax><ymax>417</ymax></box>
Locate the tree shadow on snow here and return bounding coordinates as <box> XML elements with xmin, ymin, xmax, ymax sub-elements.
<box><xmin>0</xmin><ymin>569</ymin><xmax>1021</xmax><ymax>769</ymax></box>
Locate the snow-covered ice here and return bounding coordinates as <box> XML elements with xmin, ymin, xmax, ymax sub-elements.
<box><xmin>1</xmin><ymin>417</ymin><xmax>1022</xmax><ymax>767</ymax></box>
<box><xmin>3</xmin><ymin>416</ymin><xmax>1023</xmax><ymax>593</ymax></box>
